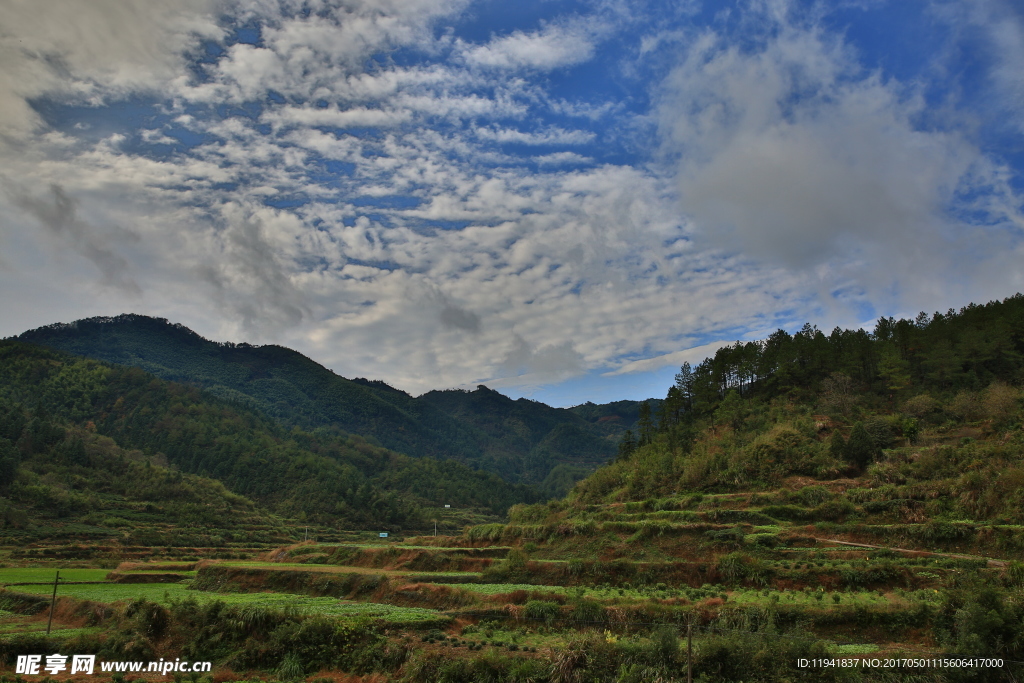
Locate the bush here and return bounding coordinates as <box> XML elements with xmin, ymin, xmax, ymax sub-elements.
<box><xmin>863</xmin><ymin>417</ymin><xmax>894</xmax><ymax>450</ymax></box>
<box><xmin>524</xmin><ymin>599</ymin><xmax>561</xmax><ymax>625</ymax></box>
<box><xmin>694</xmin><ymin>629</ymin><xmax>836</xmax><ymax>682</ymax></box>
<box><xmin>903</xmin><ymin>394</ymin><xmax>940</xmax><ymax>418</ymax></box>
<box><xmin>795</xmin><ymin>485</ymin><xmax>833</xmax><ymax>507</ymax></box>
<box><xmin>845</xmin><ymin>423</ymin><xmax>877</xmax><ymax>470</ymax></box>
<box><xmin>935</xmin><ymin>586</ymin><xmax>1024</xmax><ymax>659</ymax></box>
<box><xmin>811</xmin><ymin>499</ymin><xmax>856</xmax><ymax>522</ymax></box>
<box><xmin>983</xmin><ymin>383</ymin><xmax>1020</xmax><ymax>424</ymax></box>
<box><xmin>949</xmin><ymin>391</ymin><xmax>983</xmax><ymax>422</ymax></box>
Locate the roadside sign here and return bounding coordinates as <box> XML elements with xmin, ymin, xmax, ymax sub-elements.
<box><xmin>379</xmin><ymin>532</ymin><xmax>388</xmax><ymax>538</ymax></box>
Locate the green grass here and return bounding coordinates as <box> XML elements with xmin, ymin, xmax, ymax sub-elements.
<box><xmin>219</xmin><ymin>561</ymin><xmax>412</xmax><ymax>572</ymax></box>
<box><xmin>831</xmin><ymin>643</ymin><xmax>881</xmax><ymax>654</ymax></box>
<box><xmin>437</xmin><ymin>583</ymin><xmax>569</xmax><ymax>595</ymax></box>
<box><xmin>13</xmin><ymin>582</ymin><xmax>192</xmax><ymax>603</ymax></box>
<box><xmin>8</xmin><ymin>583</ymin><xmax>446</xmax><ymax>625</ymax></box>
<box><xmin>0</xmin><ymin>625</ymin><xmax>103</xmax><ymax>640</ymax></box>
<box><xmin>0</xmin><ymin>568</ymin><xmax>111</xmax><ymax>584</ymax></box>
<box><xmin>729</xmin><ymin>589</ymin><xmax>893</xmax><ymax>607</ymax></box>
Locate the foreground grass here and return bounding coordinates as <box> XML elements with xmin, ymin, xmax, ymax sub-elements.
<box><xmin>0</xmin><ymin>568</ymin><xmax>111</xmax><ymax>583</ymax></box>
<box><xmin>9</xmin><ymin>582</ymin><xmax>446</xmax><ymax>624</ymax></box>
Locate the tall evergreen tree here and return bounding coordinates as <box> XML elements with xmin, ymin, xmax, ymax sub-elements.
<box><xmin>828</xmin><ymin>430</ymin><xmax>847</xmax><ymax>462</ymax></box>
<box><xmin>617</xmin><ymin>430</ymin><xmax>637</xmax><ymax>461</ymax></box>
<box><xmin>637</xmin><ymin>402</ymin><xmax>654</xmax><ymax>446</ymax></box>
<box><xmin>846</xmin><ymin>422</ymin><xmax>877</xmax><ymax>470</ymax></box>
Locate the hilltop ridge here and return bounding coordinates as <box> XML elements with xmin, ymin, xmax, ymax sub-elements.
<box><xmin>17</xmin><ymin>314</ymin><xmax>631</xmax><ymax>489</ymax></box>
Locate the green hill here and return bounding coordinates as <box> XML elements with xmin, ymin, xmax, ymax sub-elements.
<box><xmin>0</xmin><ymin>397</ymin><xmax>289</xmax><ymax>549</ymax></box>
<box><xmin>16</xmin><ymin>315</ymin><xmax>616</xmax><ymax>486</ymax></box>
<box><xmin>439</xmin><ymin>294</ymin><xmax>1024</xmax><ymax>679</ymax></box>
<box><xmin>3</xmin><ymin>296</ymin><xmax>1024</xmax><ymax>682</ymax></box>
<box><xmin>0</xmin><ymin>341</ymin><xmax>538</xmax><ymax>530</ymax></box>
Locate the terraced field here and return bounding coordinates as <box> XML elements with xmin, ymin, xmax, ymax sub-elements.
<box><xmin>1</xmin><ymin>424</ymin><xmax>1022</xmax><ymax>683</ymax></box>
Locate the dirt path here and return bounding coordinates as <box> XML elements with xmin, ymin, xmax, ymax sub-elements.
<box><xmin>812</xmin><ymin>537</ymin><xmax>1008</xmax><ymax>568</ymax></box>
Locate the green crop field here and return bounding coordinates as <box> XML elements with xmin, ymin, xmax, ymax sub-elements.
<box><xmin>219</xmin><ymin>561</ymin><xmax>416</xmax><ymax>573</ymax></box>
<box><xmin>0</xmin><ymin>568</ymin><xmax>111</xmax><ymax>584</ymax></box>
<box><xmin>7</xmin><ymin>581</ymin><xmax>446</xmax><ymax>625</ymax></box>
<box><xmin>435</xmin><ymin>583</ymin><xmax>569</xmax><ymax>595</ymax></box>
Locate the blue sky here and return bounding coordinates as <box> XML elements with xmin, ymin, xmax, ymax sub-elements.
<box><xmin>1</xmin><ymin>0</ymin><xmax>1022</xmax><ymax>406</ymax></box>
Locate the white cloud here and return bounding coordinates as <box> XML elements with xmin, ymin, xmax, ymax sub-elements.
<box><xmin>264</xmin><ymin>105</ymin><xmax>411</xmax><ymax>129</ymax></box>
<box><xmin>462</xmin><ymin>19</ymin><xmax>600</xmax><ymax>70</ymax></box>
<box><xmin>534</xmin><ymin>151</ymin><xmax>593</xmax><ymax>166</ymax></box>
<box><xmin>605</xmin><ymin>339</ymin><xmax>735</xmax><ymax>376</ymax></box>
<box><xmin>0</xmin><ymin>0</ymin><xmax>222</xmax><ymax>135</ymax></box>
<box><xmin>2</xmin><ymin>0</ymin><xmax>1021</xmax><ymax>403</ymax></box>
<box><xmin>656</xmin><ymin>2</ymin><xmax>1024</xmax><ymax>314</ymax></box>
<box><xmin>474</xmin><ymin>126</ymin><xmax>595</xmax><ymax>145</ymax></box>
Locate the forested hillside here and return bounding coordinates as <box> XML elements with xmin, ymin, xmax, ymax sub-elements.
<box><xmin>0</xmin><ymin>342</ymin><xmax>538</xmax><ymax>529</ymax></box>
<box><xmin>434</xmin><ymin>294</ymin><xmax>1024</xmax><ymax>680</ymax></box>
<box><xmin>597</xmin><ymin>293</ymin><xmax>1024</xmax><ymax>497</ymax></box>
<box><xmin>0</xmin><ymin>397</ymin><xmax>289</xmax><ymax>547</ymax></box>
<box><xmin>419</xmin><ymin>386</ymin><xmax>620</xmax><ymax>496</ymax></box>
<box><xmin>17</xmin><ymin>315</ymin><xmax>616</xmax><ymax>485</ymax></box>
<box><xmin>656</xmin><ymin>294</ymin><xmax>1024</xmax><ymax>438</ymax></box>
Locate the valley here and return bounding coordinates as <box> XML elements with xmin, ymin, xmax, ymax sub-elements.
<box><xmin>0</xmin><ymin>295</ymin><xmax>1023</xmax><ymax>681</ymax></box>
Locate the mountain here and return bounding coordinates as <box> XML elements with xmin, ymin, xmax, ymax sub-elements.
<box><xmin>0</xmin><ymin>341</ymin><xmax>538</xmax><ymax>528</ymax></box>
<box><xmin>16</xmin><ymin>315</ymin><xmax>618</xmax><ymax>486</ymax></box>
<box><xmin>447</xmin><ymin>295</ymin><xmax>1024</xmax><ymax>677</ymax></box>
<box><xmin>568</xmin><ymin>399</ymin><xmax>664</xmax><ymax>436</ymax></box>
<box><xmin>0</xmin><ymin>396</ymin><xmax>290</xmax><ymax>548</ymax></box>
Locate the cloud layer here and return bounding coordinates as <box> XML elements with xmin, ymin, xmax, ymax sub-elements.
<box><xmin>0</xmin><ymin>0</ymin><xmax>1021</xmax><ymax>403</ymax></box>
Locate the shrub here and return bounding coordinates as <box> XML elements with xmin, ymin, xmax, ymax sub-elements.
<box><xmin>524</xmin><ymin>600</ymin><xmax>561</xmax><ymax>625</ymax></box>
<box><xmin>845</xmin><ymin>423</ymin><xmax>877</xmax><ymax>470</ymax></box>
<box><xmin>903</xmin><ymin>394</ymin><xmax>940</xmax><ymax>419</ymax></box>
<box><xmin>795</xmin><ymin>485</ymin><xmax>833</xmax><ymax>507</ymax></box>
<box><xmin>984</xmin><ymin>382</ymin><xmax>1020</xmax><ymax>423</ymax></box>
<box><xmin>1005</xmin><ymin>561</ymin><xmax>1024</xmax><ymax>587</ymax></box>
<box><xmin>693</xmin><ymin>629</ymin><xmax>833</xmax><ymax>682</ymax></box>
<box><xmin>935</xmin><ymin>586</ymin><xmax>1024</xmax><ymax>658</ymax></box>
<box><xmin>949</xmin><ymin>391</ymin><xmax>983</xmax><ymax>422</ymax></box>
<box><xmin>811</xmin><ymin>499</ymin><xmax>857</xmax><ymax>522</ymax></box>
<box><xmin>863</xmin><ymin>417</ymin><xmax>894</xmax><ymax>450</ymax></box>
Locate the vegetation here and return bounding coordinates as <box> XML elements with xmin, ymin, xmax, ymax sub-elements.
<box><xmin>0</xmin><ymin>342</ymin><xmax>539</xmax><ymax>529</ymax></box>
<box><xmin>1</xmin><ymin>294</ymin><xmax>1023</xmax><ymax>680</ymax></box>
<box><xmin>17</xmin><ymin>315</ymin><xmax>621</xmax><ymax>488</ymax></box>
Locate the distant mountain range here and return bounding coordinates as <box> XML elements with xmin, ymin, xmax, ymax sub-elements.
<box><xmin>16</xmin><ymin>315</ymin><xmax>654</xmax><ymax>490</ymax></box>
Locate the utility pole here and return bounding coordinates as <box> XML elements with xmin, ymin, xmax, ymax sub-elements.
<box><xmin>46</xmin><ymin>571</ymin><xmax>60</xmax><ymax>635</ymax></box>
<box><xmin>686</xmin><ymin>620</ymin><xmax>693</xmax><ymax>683</ymax></box>
<box><xmin>434</xmin><ymin>520</ymin><xmax>437</xmax><ymax>537</ymax></box>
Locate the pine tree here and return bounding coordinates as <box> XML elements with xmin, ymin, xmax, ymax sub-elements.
<box><xmin>845</xmin><ymin>422</ymin><xmax>877</xmax><ymax>470</ymax></box>
<box><xmin>637</xmin><ymin>402</ymin><xmax>654</xmax><ymax>446</ymax></box>
<box><xmin>828</xmin><ymin>430</ymin><xmax>846</xmax><ymax>461</ymax></box>
<box><xmin>617</xmin><ymin>430</ymin><xmax>637</xmax><ymax>461</ymax></box>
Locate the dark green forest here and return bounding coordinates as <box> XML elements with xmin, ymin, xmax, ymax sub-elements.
<box><xmin>17</xmin><ymin>316</ymin><xmax>618</xmax><ymax>486</ymax></box>
<box><xmin>643</xmin><ymin>294</ymin><xmax>1024</xmax><ymax>456</ymax></box>
<box><xmin>0</xmin><ymin>342</ymin><xmax>538</xmax><ymax>530</ymax></box>
<box><xmin>0</xmin><ymin>397</ymin><xmax>289</xmax><ymax>546</ymax></box>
